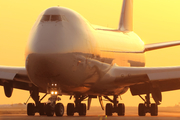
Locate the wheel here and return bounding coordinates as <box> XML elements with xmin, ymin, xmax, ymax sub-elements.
<box><xmin>79</xmin><ymin>103</ymin><xmax>86</xmax><ymax>116</ymax></box>
<box><xmin>138</xmin><ymin>103</ymin><xmax>146</xmax><ymax>116</ymax></box>
<box><xmin>117</xmin><ymin>103</ymin><xmax>125</xmax><ymax>116</ymax></box>
<box><xmin>150</xmin><ymin>103</ymin><xmax>158</xmax><ymax>116</ymax></box>
<box><xmin>55</xmin><ymin>103</ymin><xmax>64</xmax><ymax>116</ymax></box>
<box><xmin>67</xmin><ymin>103</ymin><xmax>75</xmax><ymax>116</ymax></box>
<box><xmin>46</xmin><ymin>103</ymin><xmax>54</xmax><ymax>116</ymax></box>
<box><xmin>27</xmin><ymin>103</ymin><xmax>35</xmax><ymax>116</ymax></box>
<box><xmin>105</xmin><ymin>103</ymin><xmax>113</xmax><ymax>116</ymax></box>
<box><xmin>39</xmin><ymin>103</ymin><xmax>46</xmax><ymax>115</ymax></box>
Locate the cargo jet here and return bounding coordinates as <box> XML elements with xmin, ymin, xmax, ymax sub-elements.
<box><xmin>1</xmin><ymin>0</ymin><xmax>180</xmax><ymax>117</ymax></box>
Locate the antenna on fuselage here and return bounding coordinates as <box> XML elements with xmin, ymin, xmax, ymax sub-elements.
<box><xmin>118</xmin><ymin>0</ymin><xmax>133</xmax><ymax>31</ymax></box>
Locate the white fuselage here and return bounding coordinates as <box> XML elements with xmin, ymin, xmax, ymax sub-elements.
<box><xmin>25</xmin><ymin>7</ymin><xmax>145</xmax><ymax>95</ymax></box>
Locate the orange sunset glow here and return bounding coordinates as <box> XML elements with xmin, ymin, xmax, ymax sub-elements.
<box><xmin>1</xmin><ymin>0</ymin><xmax>180</xmax><ymax>107</ymax></box>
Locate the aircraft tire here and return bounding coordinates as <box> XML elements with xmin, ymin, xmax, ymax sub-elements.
<box><xmin>46</xmin><ymin>103</ymin><xmax>54</xmax><ymax>116</ymax></box>
<box><xmin>39</xmin><ymin>103</ymin><xmax>46</xmax><ymax>115</ymax></box>
<box><xmin>105</xmin><ymin>103</ymin><xmax>113</xmax><ymax>116</ymax></box>
<box><xmin>55</xmin><ymin>103</ymin><xmax>64</xmax><ymax>116</ymax></box>
<box><xmin>150</xmin><ymin>103</ymin><xmax>158</xmax><ymax>116</ymax></box>
<box><xmin>27</xmin><ymin>103</ymin><xmax>35</xmax><ymax>116</ymax></box>
<box><xmin>138</xmin><ymin>103</ymin><xmax>145</xmax><ymax>116</ymax></box>
<box><xmin>117</xmin><ymin>103</ymin><xmax>125</xmax><ymax>116</ymax></box>
<box><xmin>79</xmin><ymin>103</ymin><xmax>86</xmax><ymax>116</ymax></box>
<box><xmin>67</xmin><ymin>103</ymin><xmax>74</xmax><ymax>116</ymax></box>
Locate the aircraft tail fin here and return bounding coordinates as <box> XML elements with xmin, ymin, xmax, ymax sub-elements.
<box><xmin>118</xmin><ymin>0</ymin><xmax>133</xmax><ymax>31</ymax></box>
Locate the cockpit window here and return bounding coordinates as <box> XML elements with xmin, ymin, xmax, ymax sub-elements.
<box><xmin>51</xmin><ymin>15</ymin><xmax>62</xmax><ymax>21</ymax></box>
<box><xmin>40</xmin><ymin>15</ymin><xmax>66</xmax><ymax>22</ymax></box>
<box><xmin>41</xmin><ymin>15</ymin><xmax>50</xmax><ymax>22</ymax></box>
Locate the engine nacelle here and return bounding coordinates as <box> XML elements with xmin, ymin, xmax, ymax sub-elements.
<box><xmin>4</xmin><ymin>82</ymin><xmax>13</xmax><ymax>98</ymax></box>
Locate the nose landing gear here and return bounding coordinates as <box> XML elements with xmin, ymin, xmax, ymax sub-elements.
<box><xmin>46</xmin><ymin>83</ymin><xmax>64</xmax><ymax>116</ymax></box>
<box><xmin>46</xmin><ymin>94</ymin><xmax>64</xmax><ymax>116</ymax></box>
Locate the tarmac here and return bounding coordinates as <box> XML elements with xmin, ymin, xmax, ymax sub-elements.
<box><xmin>0</xmin><ymin>106</ymin><xmax>180</xmax><ymax>120</ymax></box>
<box><xmin>0</xmin><ymin>114</ymin><xmax>180</xmax><ymax>120</ymax></box>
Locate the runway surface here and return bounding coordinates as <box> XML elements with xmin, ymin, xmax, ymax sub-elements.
<box><xmin>0</xmin><ymin>114</ymin><xmax>180</xmax><ymax>120</ymax></box>
<box><xmin>0</xmin><ymin>106</ymin><xmax>180</xmax><ymax>120</ymax></box>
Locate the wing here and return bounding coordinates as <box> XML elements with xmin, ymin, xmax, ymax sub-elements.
<box><xmin>0</xmin><ymin>66</ymin><xmax>44</xmax><ymax>94</ymax></box>
<box><xmin>98</xmin><ymin>40</ymin><xmax>180</xmax><ymax>53</ymax></box>
<box><xmin>109</xmin><ymin>65</ymin><xmax>180</xmax><ymax>99</ymax></box>
<box><xmin>144</xmin><ymin>40</ymin><xmax>180</xmax><ymax>52</ymax></box>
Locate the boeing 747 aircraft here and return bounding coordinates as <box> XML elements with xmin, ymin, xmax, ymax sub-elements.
<box><xmin>1</xmin><ymin>0</ymin><xmax>180</xmax><ymax>117</ymax></box>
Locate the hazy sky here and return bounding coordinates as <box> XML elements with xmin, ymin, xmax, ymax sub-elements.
<box><xmin>1</xmin><ymin>0</ymin><xmax>180</xmax><ymax>107</ymax></box>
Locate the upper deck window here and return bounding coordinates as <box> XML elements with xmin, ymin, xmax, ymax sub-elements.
<box><xmin>51</xmin><ymin>15</ymin><xmax>62</xmax><ymax>21</ymax></box>
<box><xmin>41</xmin><ymin>15</ymin><xmax>50</xmax><ymax>22</ymax></box>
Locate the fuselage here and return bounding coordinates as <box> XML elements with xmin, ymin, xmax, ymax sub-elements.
<box><xmin>25</xmin><ymin>7</ymin><xmax>145</xmax><ymax>95</ymax></box>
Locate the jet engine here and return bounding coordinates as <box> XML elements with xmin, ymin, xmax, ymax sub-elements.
<box><xmin>4</xmin><ymin>82</ymin><xmax>13</xmax><ymax>98</ymax></box>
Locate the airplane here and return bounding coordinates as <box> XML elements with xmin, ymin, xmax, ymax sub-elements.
<box><xmin>1</xmin><ymin>0</ymin><xmax>180</xmax><ymax>117</ymax></box>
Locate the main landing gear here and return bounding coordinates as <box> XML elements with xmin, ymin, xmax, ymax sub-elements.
<box><xmin>104</xmin><ymin>95</ymin><xmax>125</xmax><ymax>116</ymax></box>
<box><xmin>138</xmin><ymin>93</ymin><xmax>158</xmax><ymax>116</ymax></box>
<box><xmin>27</xmin><ymin>84</ymin><xmax>64</xmax><ymax>116</ymax></box>
<box><xmin>67</xmin><ymin>95</ymin><xmax>87</xmax><ymax>116</ymax></box>
<box><xmin>27</xmin><ymin>95</ymin><xmax>64</xmax><ymax>116</ymax></box>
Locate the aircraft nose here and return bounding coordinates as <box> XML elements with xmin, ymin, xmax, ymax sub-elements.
<box><xmin>26</xmin><ymin>7</ymin><xmax>91</xmax><ymax>55</ymax></box>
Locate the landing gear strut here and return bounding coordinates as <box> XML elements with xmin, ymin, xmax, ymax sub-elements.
<box><xmin>67</xmin><ymin>95</ymin><xmax>87</xmax><ymax>116</ymax></box>
<box><xmin>104</xmin><ymin>95</ymin><xmax>125</xmax><ymax>116</ymax></box>
<box><xmin>138</xmin><ymin>93</ymin><xmax>158</xmax><ymax>116</ymax></box>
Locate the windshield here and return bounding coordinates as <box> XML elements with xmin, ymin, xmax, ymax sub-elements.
<box><xmin>41</xmin><ymin>15</ymin><xmax>62</xmax><ymax>22</ymax></box>
<box><xmin>51</xmin><ymin>15</ymin><xmax>62</xmax><ymax>21</ymax></box>
<box><xmin>41</xmin><ymin>15</ymin><xmax>50</xmax><ymax>22</ymax></box>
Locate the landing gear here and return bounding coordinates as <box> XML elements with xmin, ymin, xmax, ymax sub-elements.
<box><xmin>104</xmin><ymin>95</ymin><xmax>125</xmax><ymax>116</ymax></box>
<box><xmin>44</xmin><ymin>102</ymin><xmax>64</xmax><ymax>117</ymax></box>
<box><xmin>55</xmin><ymin>103</ymin><xmax>64</xmax><ymax>116</ymax></box>
<box><xmin>105</xmin><ymin>103</ymin><xmax>113</xmax><ymax>116</ymax></box>
<box><xmin>39</xmin><ymin>103</ymin><xmax>46</xmax><ymax>115</ymax></box>
<box><xmin>67</xmin><ymin>95</ymin><xmax>87</xmax><ymax>116</ymax></box>
<box><xmin>79</xmin><ymin>103</ymin><xmax>86</xmax><ymax>116</ymax></box>
<box><xmin>27</xmin><ymin>96</ymin><xmax>64</xmax><ymax>117</ymax></box>
<box><xmin>67</xmin><ymin>103</ymin><xmax>75</xmax><ymax>116</ymax></box>
<box><xmin>138</xmin><ymin>93</ymin><xmax>158</xmax><ymax>116</ymax></box>
<box><xmin>117</xmin><ymin>103</ymin><xmax>125</xmax><ymax>116</ymax></box>
<box><xmin>27</xmin><ymin>84</ymin><xmax>64</xmax><ymax>117</ymax></box>
<box><xmin>150</xmin><ymin>103</ymin><xmax>158</xmax><ymax>116</ymax></box>
<box><xmin>138</xmin><ymin>103</ymin><xmax>145</xmax><ymax>116</ymax></box>
<box><xmin>27</xmin><ymin>103</ymin><xmax>35</xmax><ymax>116</ymax></box>
<box><xmin>46</xmin><ymin>103</ymin><xmax>54</xmax><ymax>116</ymax></box>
